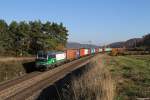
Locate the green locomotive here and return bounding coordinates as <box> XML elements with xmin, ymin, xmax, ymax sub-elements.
<box><xmin>35</xmin><ymin>51</ymin><xmax>66</xmax><ymax>70</ymax></box>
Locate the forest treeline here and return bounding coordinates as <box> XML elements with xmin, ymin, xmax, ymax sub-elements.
<box><xmin>125</xmin><ymin>33</ymin><xmax>150</xmax><ymax>48</ymax></box>
<box><xmin>109</xmin><ymin>33</ymin><xmax>150</xmax><ymax>50</ymax></box>
<box><xmin>0</xmin><ymin>19</ymin><xmax>68</xmax><ymax>56</ymax></box>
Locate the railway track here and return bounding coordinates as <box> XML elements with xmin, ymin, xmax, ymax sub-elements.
<box><xmin>0</xmin><ymin>55</ymin><xmax>93</xmax><ymax>100</ymax></box>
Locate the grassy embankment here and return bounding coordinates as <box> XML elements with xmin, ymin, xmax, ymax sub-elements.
<box><xmin>0</xmin><ymin>58</ymin><xmax>35</xmax><ymax>83</ymax></box>
<box><xmin>1</xmin><ymin>54</ymin><xmax>149</xmax><ymax>100</ymax></box>
<box><xmin>105</xmin><ymin>55</ymin><xmax>150</xmax><ymax>100</ymax></box>
<box><xmin>64</xmin><ymin>54</ymin><xmax>115</xmax><ymax>100</ymax></box>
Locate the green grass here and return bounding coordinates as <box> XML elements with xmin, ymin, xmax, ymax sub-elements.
<box><xmin>105</xmin><ymin>55</ymin><xmax>150</xmax><ymax>100</ymax></box>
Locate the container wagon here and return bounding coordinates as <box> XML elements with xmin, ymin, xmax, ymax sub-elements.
<box><xmin>91</xmin><ymin>48</ymin><xmax>95</xmax><ymax>54</ymax></box>
<box><xmin>88</xmin><ymin>48</ymin><xmax>91</xmax><ymax>55</ymax></box>
<box><xmin>105</xmin><ymin>48</ymin><xmax>112</xmax><ymax>52</ymax></box>
<box><xmin>79</xmin><ymin>48</ymin><xmax>85</xmax><ymax>57</ymax></box>
<box><xmin>95</xmin><ymin>48</ymin><xmax>99</xmax><ymax>53</ymax></box>
<box><xmin>84</xmin><ymin>49</ymin><xmax>89</xmax><ymax>55</ymax></box>
<box><xmin>66</xmin><ymin>49</ymin><xmax>79</xmax><ymax>60</ymax></box>
<box><xmin>102</xmin><ymin>48</ymin><xmax>105</xmax><ymax>53</ymax></box>
<box><xmin>99</xmin><ymin>48</ymin><xmax>103</xmax><ymax>53</ymax></box>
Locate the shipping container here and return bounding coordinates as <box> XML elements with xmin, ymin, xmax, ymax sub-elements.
<box><xmin>91</xmin><ymin>48</ymin><xmax>95</xmax><ymax>54</ymax></box>
<box><xmin>95</xmin><ymin>48</ymin><xmax>99</xmax><ymax>53</ymax></box>
<box><xmin>84</xmin><ymin>49</ymin><xmax>88</xmax><ymax>55</ymax></box>
<box><xmin>76</xmin><ymin>49</ymin><xmax>80</xmax><ymax>58</ymax></box>
<box><xmin>102</xmin><ymin>48</ymin><xmax>105</xmax><ymax>53</ymax></box>
<box><xmin>99</xmin><ymin>48</ymin><xmax>103</xmax><ymax>52</ymax></box>
<box><xmin>105</xmin><ymin>48</ymin><xmax>112</xmax><ymax>52</ymax></box>
<box><xmin>80</xmin><ymin>48</ymin><xmax>85</xmax><ymax>57</ymax></box>
<box><xmin>88</xmin><ymin>48</ymin><xmax>91</xmax><ymax>54</ymax></box>
<box><xmin>66</xmin><ymin>49</ymin><xmax>78</xmax><ymax>60</ymax></box>
<box><xmin>56</xmin><ymin>52</ymin><xmax>66</xmax><ymax>61</ymax></box>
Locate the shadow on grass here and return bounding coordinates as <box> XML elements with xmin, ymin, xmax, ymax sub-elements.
<box><xmin>23</xmin><ymin>61</ymin><xmax>37</xmax><ymax>73</ymax></box>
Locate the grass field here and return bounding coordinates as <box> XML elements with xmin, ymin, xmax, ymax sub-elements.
<box><xmin>105</xmin><ymin>55</ymin><xmax>150</xmax><ymax>100</ymax></box>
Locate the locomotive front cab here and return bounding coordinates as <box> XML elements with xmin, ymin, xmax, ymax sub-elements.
<box><xmin>35</xmin><ymin>51</ymin><xmax>56</xmax><ymax>69</ymax></box>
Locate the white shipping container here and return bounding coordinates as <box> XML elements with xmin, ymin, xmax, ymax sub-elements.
<box><xmin>94</xmin><ymin>49</ymin><xmax>96</xmax><ymax>53</ymax></box>
<box><xmin>56</xmin><ymin>52</ymin><xmax>66</xmax><ymax>61</ymax></box>
<box><xmin>84</xmin><ymin>49</ymin><xmax>88</xmax><ymax>55</ymax></box>
<box><xmin>99</xmin><ymin>48</ymin><xmax>103</xmax><ymax>52</ymax></box>
<box><xmin>105</xmin><ymin>48</ymin><xmax>112</xmax><ymax>52</ymax></box>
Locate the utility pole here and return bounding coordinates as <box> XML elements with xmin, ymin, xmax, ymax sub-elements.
<box><xmin>134</xmin><ymin>39</ymin><xmax>137</xmax><ymax>48</ymax></box>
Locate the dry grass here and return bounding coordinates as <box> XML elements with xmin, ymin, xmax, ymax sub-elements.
<box><xmin>0</xmin><ymin>57</ymin><xmax>35</xmax><ymax>62</ymax></box>
<box><xmin>0</xmin><ymin>59</ymin><xmax>35</xmax><ymax>83</ymax></box>
<box><xmin>70</xmin><ymin>54</ymin><xmax>115</xmax><ymax>100</ymax></box>
<box><xmin>0</xmin><ymin>61</ymin><xmax>25</xmax><ymax>82</ymax></box>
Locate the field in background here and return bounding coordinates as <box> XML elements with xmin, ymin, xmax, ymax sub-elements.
<box><xmin>105</xmin><ymin>55</ymin><xmax>150</xmax><ymax>100</ymax></box>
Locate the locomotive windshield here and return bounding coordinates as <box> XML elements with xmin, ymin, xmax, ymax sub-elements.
<box><xmin>37</xmin><ymin>51</ymin><xmax>57</xmax><ymax>59</ymax></box>
<box><xmin>37</xmin><ymin>51</ymin><xmax>47</xmax><ymax>59</ymax></box>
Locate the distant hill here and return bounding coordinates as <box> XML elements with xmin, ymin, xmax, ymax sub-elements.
<box><xmin>66</xmin><ymin>42</ymin><xmax>99</xmax><ymax>48</ymax></box>
<box><xmin>124</xmin><ymin>38</ymin><xmax>142</xmax><ymax>48</ymax></box>
<box><xmin>108</xmin><ymin>38</ymin><xmax>142</xmax><ymax>48</ymax></box>
<box><xmin>108</xmin><ymin>42</ymin><xmax>125</xmax><ymax>48</ymax></box>
<box><xmin>67</xmin><ymin>34</ymin><xmax>150</xmax><ymax>49</ymax></box>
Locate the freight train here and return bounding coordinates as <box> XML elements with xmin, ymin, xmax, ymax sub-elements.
<box><xmin>35</xmin><ymin>48</ymin><xmax>112</xmax><ymax>70</ymax></box>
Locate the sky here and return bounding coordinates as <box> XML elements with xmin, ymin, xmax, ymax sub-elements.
<box><xmin>0</xmin><ymin>0</ymin><xmax>150</xmax><ymax>45</ymax></box>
